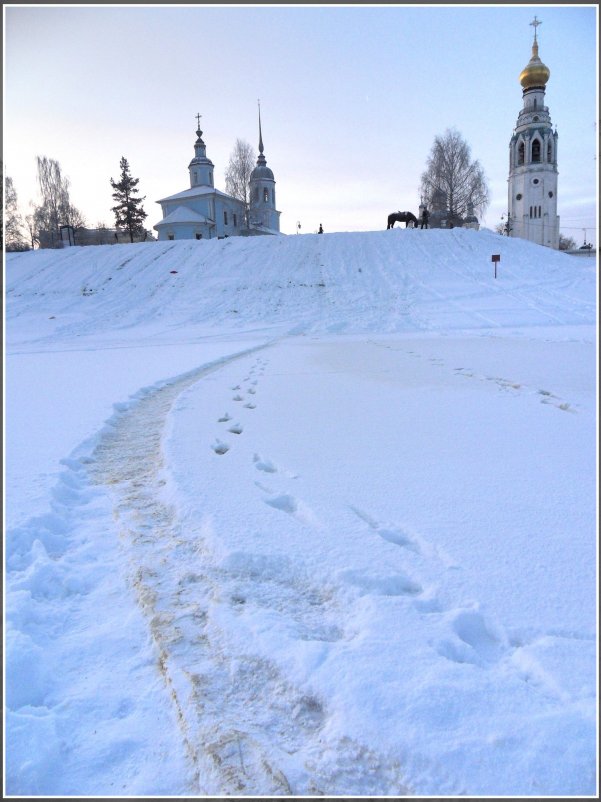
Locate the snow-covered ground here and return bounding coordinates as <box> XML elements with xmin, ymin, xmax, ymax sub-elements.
<box><xmin>4</xmin><ymin>228</ymin><xmax>598</xmax><ymax>796</ymax></box>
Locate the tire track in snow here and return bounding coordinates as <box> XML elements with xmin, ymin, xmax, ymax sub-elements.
<box><xmin>86</xmin><ymin>346</ymin><xmax>296</xmax><ymax>793</ymax></box>
<box><xmin>87</xmin><ymin>345</ymin><xmax>409</xmax><ymax>795</ymax></box>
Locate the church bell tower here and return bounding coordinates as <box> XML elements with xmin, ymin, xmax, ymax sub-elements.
<box><xmin>508</xmin><ymin>17</ymin><xmax>559</xmax><ymax>249</ymax></box>
<box><xmin>249</xmin><ymin>102</ymin><xmax>280</xmax><ymax>232</ymax></box>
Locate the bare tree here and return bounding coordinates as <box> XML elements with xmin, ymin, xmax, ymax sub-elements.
<box><xmin>225</xmin><ymin>139</ymin><xmax>255</xmax><ymax>226</ymax></box>
<box><xmin>558</xmin><ymin>234</ymin><xmax>576</xmax><ymax>251</ymax></box>
<box><xmin>420</xmin><ymin>128</ymin><xmax>489</xmax><ymax>223</ymax></box>
<box><xmin>4</xmin><ymin>171</ymin><xmax>28</xmax><ymax>251</ymax></box>
<box><xmin>33</xmin><ymin>156</ymin><xmax>86</xmax><ymax>247</ymax></box>
<box><xmin>24</xmin><ymin>212</ymin><xmax>39</xmax><ymax>250</ymax></box>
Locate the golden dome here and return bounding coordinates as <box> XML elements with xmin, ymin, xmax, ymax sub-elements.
<box><xmin>519</xmin><ymin>40</ymin><xmax>550</xmax><ymax>89</ymax></box>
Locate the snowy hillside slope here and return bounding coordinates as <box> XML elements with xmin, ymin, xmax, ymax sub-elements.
<box><xmin>4</xmin><ymin>229</ymin><xmax>598</xmax><ymax>797</ymax></box>
<box><xmin>5</xmin><ymin>227</ymin><xmax>595</xmax><ymax>344</ymax></box>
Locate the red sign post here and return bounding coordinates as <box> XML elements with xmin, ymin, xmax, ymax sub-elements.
<box><xmin>491</xmin><ymin>253</ymin><xmax>501</xmax><ymax>279</ymax></box>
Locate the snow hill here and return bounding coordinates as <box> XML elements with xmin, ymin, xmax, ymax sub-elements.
<box><xmin>5</xmin><ymin>227</ymin><xmax>595</xmax><ymax>341</ymax></box>
<box><xmin>4</xmin><ymin>228</ymin><xmax>598</xmax><ymax>797</ymax></box>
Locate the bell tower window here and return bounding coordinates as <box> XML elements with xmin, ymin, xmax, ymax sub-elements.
<box><xmin>518</xmin><ymin>142</ymin><xmax>525</xmax><ymax>165</ymax></box>
<box><xmin>263</xmin><ymin>188</ymin><xmax>269</xmax><ymax>203</ymax></box>
<box><xmin>532</xmin><ymin>139</ymin><xmax>541</xmax><ymax>162</ymax></box>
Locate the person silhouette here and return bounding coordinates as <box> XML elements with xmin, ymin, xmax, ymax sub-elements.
<box><xmin>318</xmin><ymin>224</ymin><xmax>323</xmax><ymax>234</ymax></box>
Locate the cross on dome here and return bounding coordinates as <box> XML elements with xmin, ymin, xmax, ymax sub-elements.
<box><xmin>530</xmin><ymin>16</ymin><xmax>541</xmax><ymax>42</ymax></box>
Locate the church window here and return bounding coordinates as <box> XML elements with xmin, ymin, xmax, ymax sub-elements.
<box><xmin>516</xmin><ymin>193</ymin><xmax>522</xmax><ymax>201</ymax></box>
<box><xmin>532</xmin><ymin>178</ymin><xmax>539</xmax><ymax>185</ymax></box>
<box><xmin>533</xmin><ymin>99</ymin><xmax>537</xmax><ymax>110</ymax></box>
<box><xmin>547</xmin><ymin>141</ymin><xmax>552</xmax><ymax>162</ymax></box>
<box><xmin>263</xmin><ymin>188</ymin><xmax>269</xmax><ymax>203</ymax></box>
<box><xmin>193</xmin><ymin>171</ymin><xmax>197</xmax><ymax>183</ymax></box>
<box><xmin>224</xmin><ymin>210</ymin><xmax>228</xmax><ymax>225</ymax></box>
<box><xmin>538</xmin><ymin>206</ymin><xmax>542</xmax><ymax>217</ymax></box>
<box><xmin>532</xmin><ymin>139</ymin><xmax>541</xmax><ymax>162</ymax></box>
<box><xmin>548</xmin><ymin>191</ymin><xmax>553</xmax><ymax>198</ymax></box>
<box><xmin>518</xmin><ymin>142</ymin><xmax>525</xmax><ymax>165</ymax></box>
<box><xmin>529</xmin><ymin>206</ymin><xmax>532</xmax><ymax>218</ymax></box>
<box><xmin>168</xmin><ymin>233</ymin><xmax>175</xmax><ymax>240</ymax></box>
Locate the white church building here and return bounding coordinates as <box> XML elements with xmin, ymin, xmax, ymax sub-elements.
<box><xmin>154</xmin><ymin>112</ymin><xmax>281</xmax><ymax>241</ymax></box>
<box><xmin>507</xmin><ymin>18</ymin><xmax>560</xmax><ymax>249</ymax></box>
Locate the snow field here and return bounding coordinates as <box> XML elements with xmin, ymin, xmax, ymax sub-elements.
<box><xmin>4</xmin><ymin>228</ymin><xmax>597</xmax><ymax>795</ymax></box>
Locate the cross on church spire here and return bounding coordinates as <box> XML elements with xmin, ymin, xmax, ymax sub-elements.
<box><xmin>530</xmin><ymin>16</ymin><xmax>541</xmax><ymax>42</ymax></box>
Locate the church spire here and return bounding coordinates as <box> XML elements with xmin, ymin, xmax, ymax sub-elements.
<box><xmin>256</xmin><ymin>99</ymin><xmax>267</xmax><ymax>166</ymax></box>
<box><xmin>258</xmin><ymin>100</ymin><xmax>264</xmax><ymax>155</ymax></box>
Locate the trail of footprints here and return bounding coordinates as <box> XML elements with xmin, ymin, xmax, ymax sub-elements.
<box><xmin>211</xmin><ymin>358</ymin><xmax>266</xmax><ymax>455</ymax></box>
<box><xmin>210</xmin><ymin>354</ymin><xmax>549</xmax><ymax>685</ymax></box>
<box><xmin>370</xmin><ymin>340</ymin><xmax>577</xmax><ymax>413</ymax></box>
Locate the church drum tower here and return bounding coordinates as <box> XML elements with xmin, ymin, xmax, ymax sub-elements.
<box><xmin>508</xmin><ymin>17</ymin><xmax>559</xmax><ymax>249</ymax></box>
<box><xmin>249</xmin><ymin>103</ymin><xmax>281</xmax><ymax>233</ymax></box>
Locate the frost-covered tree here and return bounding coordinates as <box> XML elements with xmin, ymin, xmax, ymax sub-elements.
<box><xmin>420</xmin><ymin>128</ymin><xmax>489</xmax><ymax>223</ymax></box>
<box><xmin>225</xmin><ymin>139</ymin><xmax>255</xmax><ymax>227</ymax></box>
<box><xmin>110</xmin><ymin>157</ymin><xmax>147</xmax><ymax>243</ymax></box>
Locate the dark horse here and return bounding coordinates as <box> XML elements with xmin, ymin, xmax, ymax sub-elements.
<box><xmin>387</xmin><ymin>211</ymin><xmax>418</xmax><ymax>229</ymax></box>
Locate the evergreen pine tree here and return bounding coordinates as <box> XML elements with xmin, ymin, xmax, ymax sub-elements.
<box><xmin>110</xmin><ymin>157</ymin><xmax>148</xmax><ymax>243</ymax></box>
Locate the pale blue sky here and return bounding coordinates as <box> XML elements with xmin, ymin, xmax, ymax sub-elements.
<box><xmin>4</xmin><ymin>4</ymin><xmax>598</xmax><ymax>242</ymax></box>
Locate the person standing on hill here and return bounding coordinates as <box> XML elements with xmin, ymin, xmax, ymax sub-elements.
<box><xmin>318</xmin><ymin>224</ymin><xmax>323</xmax><ymax>234</ymax></box>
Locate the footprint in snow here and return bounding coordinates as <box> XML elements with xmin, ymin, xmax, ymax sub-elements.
<box><xmin>437</xmin><ymin>608</ymin><xmax>505</xmax><ymax>667</ymax></box>
<box><xmin>254</xmin><ymin>454</ymin><xmax>277</xmax><ymax>473</ymax></box>
<box><xmin>212</xmin><ymin>440</ymin><xmax>230</xmax><ymax>455</ymax></box>
<box><xmin>233</xmin><ymin>394</ymin><xmax>244</xmax><ymax>402</ymax></box>
<box><xmin>228</xmin><ymin>423</ymin><xmax>243</xmax><ymax>435</ymax></box>
<box><xmin>218</xmin><ymin>413</ymin><xmax>232</xmax><ymax>422</ymax></box>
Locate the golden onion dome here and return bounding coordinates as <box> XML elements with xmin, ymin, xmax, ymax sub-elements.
<box><xmin>519</xmin><ymin>40</ymin><xmax>550</xmax><ymax>89</ymax></box>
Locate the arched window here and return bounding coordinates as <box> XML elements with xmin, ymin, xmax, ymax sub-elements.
<box><xmin>518</xmin><ymin>142</ymin><xmax>525</xmax><ymax>165</ymax></box>
<box><xmin>254</xmin><ymin>187</ymin><xmax>259</xmax><ymax>202</ymax></box>
<box><xmin>547</xmin><ymin>141</ymin><xmax>552</xmax><ymax>162</ymax></box>
<box><xmin>532</xmin><ymin>139</ymin><xmax>541</xmax><ymax>162</ymax></box>
<box><xmin>224</xmin><ymin>210</ymin><xmax>228</xmax><ymax>225</ymax></box>
<box><xmin>263</xmin><ymin>188</ymin><xmax>269</xmax><ymax>203</ymax></box>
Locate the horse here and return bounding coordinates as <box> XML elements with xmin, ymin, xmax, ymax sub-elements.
<box><xmin>387</xmin><ymin>211</ymin><xmax>418</xmax><ymax>229</ymax></box>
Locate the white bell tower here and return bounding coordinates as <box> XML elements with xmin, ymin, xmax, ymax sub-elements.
<box><xmin>508</xmin><ymin>17</ymin><xmax>559</xmax><ymax>249</ymax></box>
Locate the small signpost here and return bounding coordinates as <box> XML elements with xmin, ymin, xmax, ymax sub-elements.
<box><xmin>491</xmin><ymin>253</ymin><xmax>501</xmax><ymax>279</ymax></box>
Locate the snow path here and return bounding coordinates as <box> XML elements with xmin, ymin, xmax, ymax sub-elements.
<box><xmin>87</xmin><ymin>343</ymin><xmax>410</xmax><ymax>795</ymax></box>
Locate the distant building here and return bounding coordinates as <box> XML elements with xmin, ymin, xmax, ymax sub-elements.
<box><xmin>507</xmin><ymin>17</ymin><xmax>560</xmax><ymax>249</ymax></box>
<box><xmin>154</xmin><ymin>111</ymin><xmax>281</xmax><ymax>241</ymax></box>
